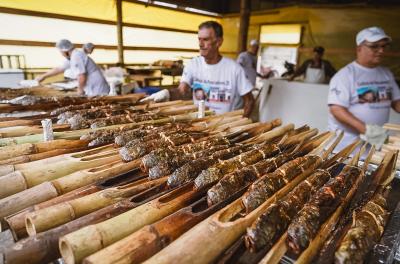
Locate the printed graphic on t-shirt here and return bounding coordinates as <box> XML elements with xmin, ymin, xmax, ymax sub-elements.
<box><xmin>356</xmin><ymin>81</ymin><xmax>392</xmax><ymax>104</ymax></box>
<box><xmin>192</xmin><ymin>80</ymin><xmax>232</xmax><ymax>104</ymax></box>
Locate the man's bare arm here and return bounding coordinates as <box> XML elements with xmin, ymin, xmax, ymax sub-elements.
<box><xmin>242</xmin><ymin>92</ymin><xmax>255</xmax><ymax>118</ymax></box>
<box><xmin>77</xmin><ymin>73</ymin><xmax>87</xmax><ymax>95</ymax></box>
<box><xmin>391</xmin><ymin>100</ymin><xmax>400</xmax><ymax>113</ymax></box>
<box><xmin>35</xmin><ymin>67</ymin><xmax>65</xmax><ymax>82</ymax></box>
<box><xmin>329</xmin><ymin>105</ymin><xmax>366</xmax><ymax>134</ymax></box>
<box><xmin>169</xmin><ymin>82</ymin><xmax>192</xmax><ymax>101</ymax></box>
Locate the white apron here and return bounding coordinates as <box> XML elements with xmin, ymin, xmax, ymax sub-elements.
<box><xmin>305</xmin><ymin>63</ymin><xmax>325</xmax><ymax>84</ymax></box>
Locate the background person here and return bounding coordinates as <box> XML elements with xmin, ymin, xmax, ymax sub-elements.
<box><xmin>36</xmin><ymin>39</ymin><xmax>109</xmax><ymax>96</ymax></box>
<box><xmin>328</xmin><ymin>27</ymin><xmax>400</xmax><ymax>150</ymax></box>
<box><xmin>290</xmin><ymin>46</ymin><xmax>336</xmax><ymax>83</ymax></box>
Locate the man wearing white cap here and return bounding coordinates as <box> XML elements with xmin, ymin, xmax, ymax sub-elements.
<box><xmin>83</xmin><ymin>43</ymin><xmax>95</xmax><ymax>55</ymax></box>
<box><xmin>36</xmin><ymin>39</ymin><xmax>109</xmax><ymax>96</ymax></box>
<box><xmin>237</xmin><ymin>39</ymin><xmax>259</xmax><ymax>86</ymax></box>
<box><xmin>328</xmin><ymin>27</ymin><xmax>400</xmax><ymax>151</ymax></box>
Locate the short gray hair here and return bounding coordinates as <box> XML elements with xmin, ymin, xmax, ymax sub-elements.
<box><xmin>56</xmin><ymin>39</ymin><xmax>74</xmax><ymax>51</ymax></box>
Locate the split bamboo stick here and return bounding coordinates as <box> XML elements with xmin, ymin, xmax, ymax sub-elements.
<box><xmin>83</xmin><ymin>187</ymin><xmax>247</xmax><ymax>264</ymax></box>
<box><xmin>295</xmin><ymin>149</ymin><xmax>375</xmax><ymax>264</ymax></box>
<box><xmin>4</xmin><ymin>183</ymin><xmax>101</xmax><ymax>240</ymax></box>
<box><xmin>59</xmin><ymin>183</ymin><xmax>204</xmax><ymax>264</ymax></box>
<box><xmin>0</xmin><ymin>141</ymin><xmax>105</xmax><ymax>176</ymax></box>
<box><xmin>143</xmin><ymin>134</ymin><xmax>336</xmax><ymax>264</ymax></box>
<box><xmin>25</xmin><ymin>177</ymin><xmax>167</xmax><ymax>235</ymax></box>
<box><xmin>0</xmin><ymin>147</ymin><xmax>88</xmax><ymax>166</ymax></box>
<box><xmin>0</xmin><ymin>111</ymin><xmax>212</xmax><ymax>146</ymax></box>
<box><xmin>143</xmin><ymin>164</ymin><xmax>320</xmax><ymax>264</ymax></box>
<box><xmin>0</xmin><ymin>146</ymin><xmax>120</xmax><ymax>198</ymax></box>
<box><xmin>0</xmin><ymin>124</ymin><xmax>70</xmax><ymax>138</ymax></box>
<box><xmin>0</xmin><ymin>160</ymin><xmax>141</xmax><ymax>225</ymax></box>
<box><xmin>0</xmin><ymin>139</ymin><xmax>87</xmax><ymax>162</ymax></box>
<box><xmin>2</xmin><ymin>182</ymin><xmax>172</xmax><ymax>264</ymax></box>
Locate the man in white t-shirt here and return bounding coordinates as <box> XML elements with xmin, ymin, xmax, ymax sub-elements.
<box><xmin>328</xmin><ymin>27</ymin><xmax>400</xmax><ymax>150</ymax></box>
<box><xmin>36</xmin><ymin>39</ymin><xmax>109</xmax><ymax>96</ymax></box>
<box><xmin>237</xmin><ymin>39</ymin><xmax>259</xmax><ymax>86</ymax></box>
<box><xmin>142</xmin><ymin>21</ymin><xmax>254</xmax><ymax>117</ymax></box>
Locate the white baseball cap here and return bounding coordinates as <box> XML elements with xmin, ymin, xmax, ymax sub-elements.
<box><xmin>56</xmin><ymin>39</ymin><xmax>74</xmax><ymax>51</ymax></box>
<box><xmin>356</xmin><ymin>27</ymin><xmax>392</xmax><ymax>46</ymax></box>
<box><xmin>250</xmin><ymin>39</ymin><xmax>259</xmax><ymax>46</ymax></box>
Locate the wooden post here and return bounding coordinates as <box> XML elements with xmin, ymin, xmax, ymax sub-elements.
<box><xmin>237</xmin><ymin>0</ymin><xmax>250</xmax><ymax>54</ymax></box>
<box><xmin>116</xmin><ymin>0</ymin><xmax>124</xmax><ymax>66</ymax></box>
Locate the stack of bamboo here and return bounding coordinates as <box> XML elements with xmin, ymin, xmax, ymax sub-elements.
<box><xmin>371</xmin><ymin>123</ymin><xmax>400</xmax><ymax>169</ymax></box>
<box><xmin>0</xmin><ymin>94</ymin><xmax>398</xmax><ymax>264</ymax></box>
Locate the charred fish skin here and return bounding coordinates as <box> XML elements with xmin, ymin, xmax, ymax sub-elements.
<box><xmin>242</xmin><ymin>155</ymin><xmax>321</xmax><ymax>213</ymax></box>
<box><xmin>334</xmin><ymin>193</ymin><xmax>389</xmax><ymax>264</ymax></box>
<box><xmin>207</xmin><ymin>167</ymin><xmax>258</xmax><ymax>206</ymax></box>
<box><xmin>167</xmin><ymin>145</ymin><xmax>250</xmax><ymax>188</ymax></box>
<box><xmin>147</xmin><ymin>145</ymin><xmax>230</xmax><ymax>180</ymax></box>
<box><xmin>141</xmin><ymin>137</ymin><xmax>230</xmax><ymax>170</ymax></box>
<box><xmin>286</xmin><ymin>166</ymin><xmax>361</xmax><ymax>254</ymax></box>
<box><xmin>245</xmin><ymin>169</ymin><xmax>331</xmax><ymax>252</ymax></box>
<box><xmin>207</xmin><ymin>155</ymin><xmax>285</xmax><ymax>206</ymax></box>
<box><xmin>194</xmin><ymin>144</ymin><xmax>281</xmax><ymax>190</ymax></box>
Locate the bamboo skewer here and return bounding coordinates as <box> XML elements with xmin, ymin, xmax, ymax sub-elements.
<box><xmin>0</xmin><ymin>111</ymin><xmax>213</xmax><ymax>147</ymax></box>
<box><xmin>0</xmin><ymin>160</ymin><xmax>141</xmax><ymax>225</ymax></box>
<box><xmin>82</xmin><ymin>188</ymin><xmax>246</xmax><ymax>264</ymax></box>
<box><xmin>295</xmin><ymin>147</ymin><xmax>375</xmax><ymax>264</ymax></box>
<box><xmin>0</xmin><ymin>146</ymin><xmax>121</xmax><ymax>198</ymax></box>
<box><xmin>5</xmin><ymin>184</ymin><xmax>102</xmax><ymax>240</ymax></box>
<box><xmin>256</xmin><ymin>140</ymin><xmax>362</xmax><ymax>264</ymax></box>
<box><xmin>0</xmin><ymin>147</ymin><xmax>87</xmax><ymax>166</ymax></box>
<box><xmin>142</xmin><ymin>135</ymin><xmax>335</xmax><ymax>264</ymax></box>
<box><xmin>25</xmin><ymin>177</ymin><xmax>167</xmax><ymax>235</ymax></box>
<box><xmin>59</xmin><ymin>183</ymin><xmax>205</xmax><ymax>264</ymax></box>
<box><xmin>0</xmin><ymin>139</ymin><xmax>88</xmax><ymax>162</ymax></box>
<box><xmin>2</xmin><ymin>182</ymin><xmax>172</xmax><ymax>264</ymax></box>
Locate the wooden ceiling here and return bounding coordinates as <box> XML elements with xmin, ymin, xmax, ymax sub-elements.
<box><xmin>158</xmin><ymin>0</ymin><xmax>400</xmax><ymax>14</ymax></box>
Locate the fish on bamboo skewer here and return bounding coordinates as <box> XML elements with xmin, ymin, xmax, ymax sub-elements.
<box><xmin>192</xmin><ymin>126</ymin><xmax>317</xmax><ymax>191</ymax></box>
<box><xmin>241</xmin><ymin>130</ymin><xmax>343</xmax><ymax>214</ymax></box>
<box><xmin>334</xmin><ymin>190</ymin><xmax>390</xmax><ymax>264</ymax></box>
<box><xmin>285</xmin><ymin>146</ymin><xmax>369</xmax><ymax>255</ymax></box>
<box><xmin>148</xmin><ymin>144</ymin><xmax>236</xmax><ymax>179</ymax></box>
<box><xmin>57</xmin><ymin>104</ymin><xmax>132</xmax><ymax>123</ymax></box>
<box><xmin>50</xmin><ymin>101</ymin><xmax>112</xmax><ymax>116</ymax></box>
<box><xmin>167</xmin><ymin>124</ymin><xmax>293</xmax><ymax>188</ymax></box>
<box><xmin>143</xmin><ymin>137</ymin><xmax>231</xmax><ymax>172</ymax></box>
<box><xmin>119</xmin><ymin>130</ymin><xmax>209</xmax><ymax>162</ymax></box>
<box><xmin>2</xmin><ymin>182</ymin><xmax>172</xmax><ymax>264</ymax></box>
<box><xmin>289</xmin><ymin>147</ymin><xmax>377</xmax><ymax>264</ymax></box>
<box><xmin>311</xmin><ymin>149</ymin><xmax>397</xmax><ymax>264</ymax></box>
<box><xmin>114</xmin><ymin>122</ymin><xmax>194</xmax><ymax>147</ymax></box>
<box><xmin>193</xmin><ymin>143</ymin><xmax>281</xmax><ymax>190</ymax></box>
<box><xmin>143</xmin><ymin>132</ymin><xmax>336</xmax><ymax>264</ymax></box>
<box><xmin>244</xmin><ymin>140</ymin><xmax>358</xmax><ymax>254</ymax></box>
<box><xmin>67</xmin><ymin>110</ymin><xmax>157</xmax><ymax>130</ymax></box>
<box><xmin>0</xmin><ymin>111</ymin><xmax>211</xmax><ymax>147</ymax></box>
<box><xmin>82</xmin><ymin>185</ymin><xmax>250</xmax><ymax>264</ymax></box>
<box><xmin>139</xmin><ymin>118</ymin><xmax>274</xmax><ymax>171</ymax></box>
<box><xmin>207</xmin><ymin>134</ymin><xmax>318</xmax><ymax>205</ymax></box>
<box><xmin>333</xmin><ymin>151</ymin><xmax>398</xmax><ymax>264</ymax></box>
<box><xmin>206</xmin><ymin>130</ymin><xmax>328</xmax><ymax>207</ymax></box>
<box><xmin>59</xmin><ymin>182</ymin><xmax>206</xmax><ymax>264</ymax></box>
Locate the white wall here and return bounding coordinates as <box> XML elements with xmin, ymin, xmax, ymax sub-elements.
<box><xmin>258</xmin><ymin>79</ymin><xmax>400</xmax><ymax>131</ymax></box>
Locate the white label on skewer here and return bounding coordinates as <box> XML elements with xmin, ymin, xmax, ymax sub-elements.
<box><xmin>198</xmin><ymin>100</ymin><xmax>205</xmax><ymax>118</ymax></box>
<box><xmin>41</xmin><ymin>119</ymin><xmax>54</xmax><ymax>141</ymax></box>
